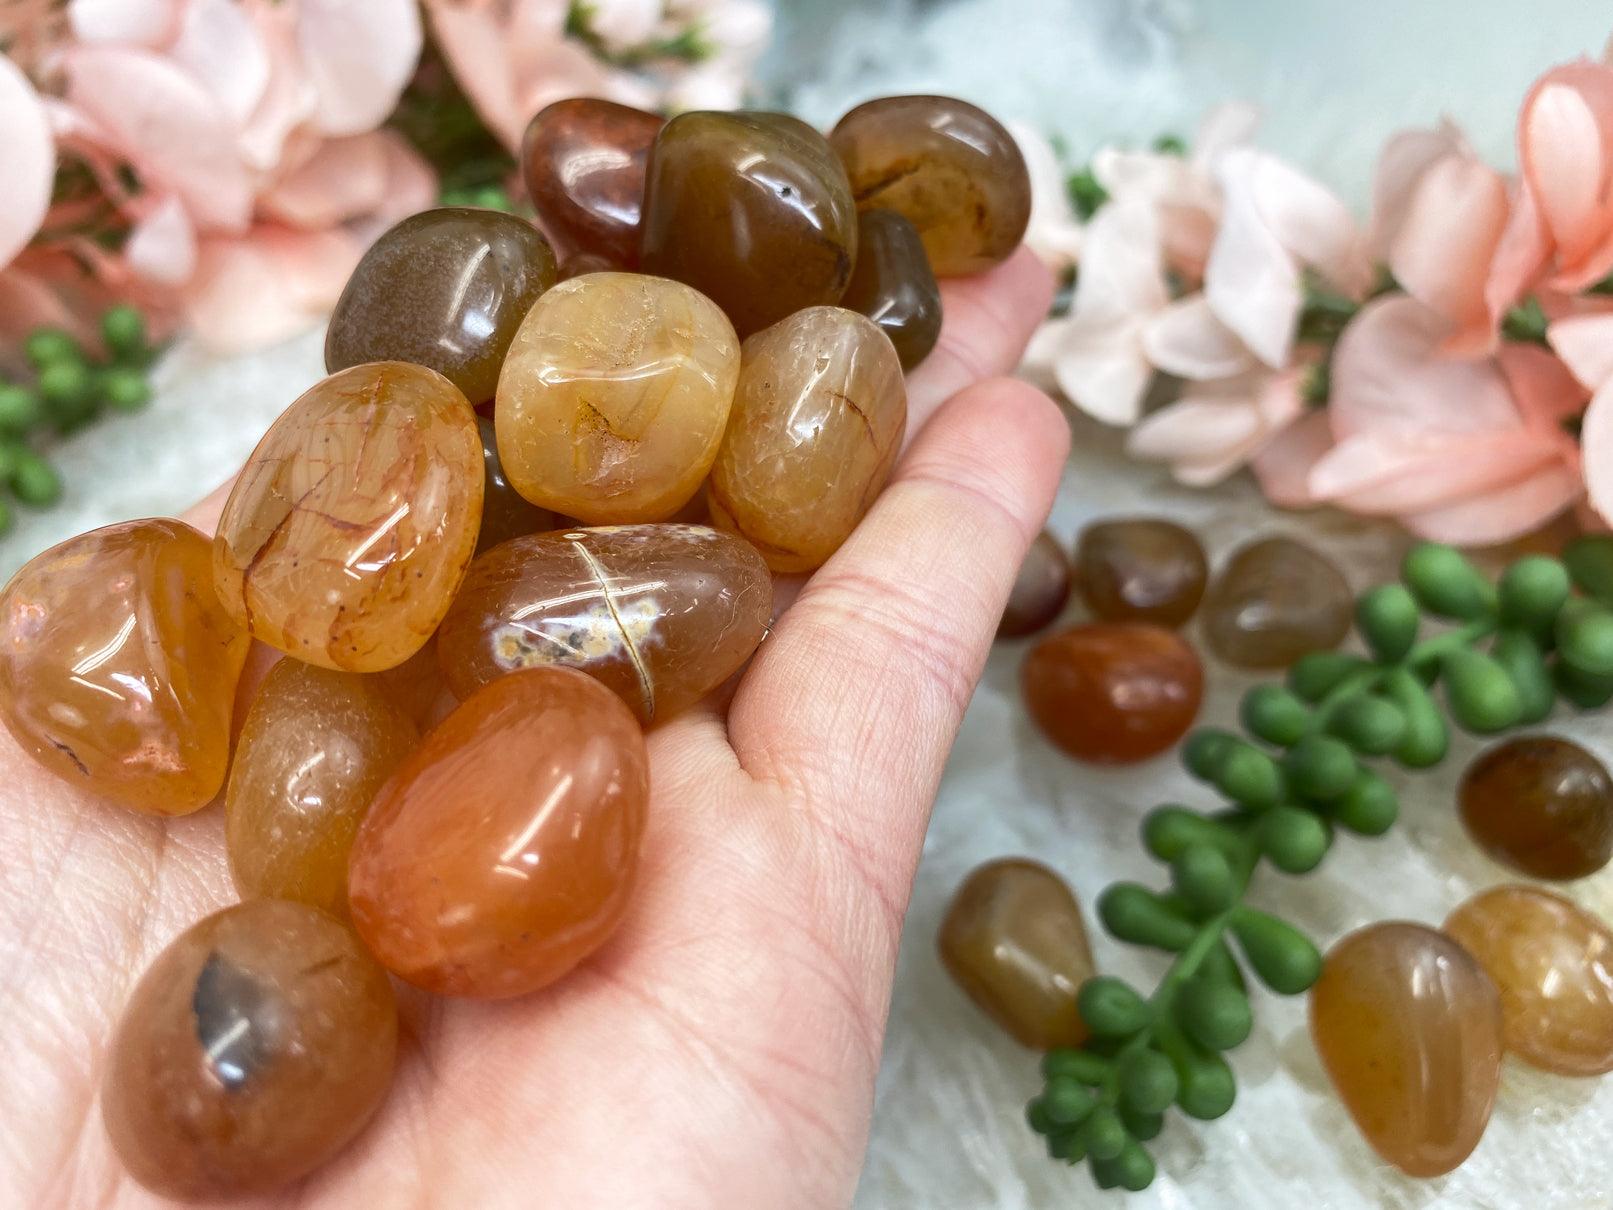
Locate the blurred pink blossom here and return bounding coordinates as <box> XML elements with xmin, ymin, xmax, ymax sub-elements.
<box><xmin>1006</xmin><ymin>121</ymin><xmax>1082</xmax><ymax>274</ymax></box>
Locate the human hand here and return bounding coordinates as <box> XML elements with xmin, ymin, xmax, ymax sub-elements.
<box><xmin>0</xmin><ymin>248</ymin><xmax>1066</xmax><ymax>1210</ymax></box>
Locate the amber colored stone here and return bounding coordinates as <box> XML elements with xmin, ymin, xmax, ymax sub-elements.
<box><xmin>0</xmin><ymin>519</ymin><xmax>248</xmax><ymax>815</ymax></box>
<box><xmin>1074</xmin><ymin>517</ymin><xmax>1208</xmax><ymax>628</ymax></box>
<box><xmin>840</xmin><ymin>209</ymin><xmax>943</xmax><ymax>370</ymax></box>
<box><xmin>938</xmin><ymin>858</ymin><xmax>1094</xmax><ymax>1049</ymax></box>
<box><xmin>830</xmin><ymin>95</ymin><xmax>1031</xmax><ymax>277</ymax></box>
<box><xmin>495</xmin><ymin>272</ymin><xmax>740</xmax><ymax>523</ymax></box>
<box><xmin>1201</xmin><ymin>535</ymin><xmax>1351</xmax><ymax>669</ymax></box>
<box><xmin>1458</xmin><ymin>736</ymin><xmax>1613</xmax><ymax>879</ymax></box>
<box><xmin>226</xmin><ymin>660</ymin><xmax>418</xmax><ymax>918</ymax></box>
<box><xmin>102</xmin><ymin>900</ymin><xmax>397</xmax><ymax>1200</ymax></box>
<box><xmin>708</xmin><ymin>306</ymin><xmax>906</xmax><ymax>572</ymax></box>
<box><xmin>1310</xmin><ymin>921</ymin><xmax>1502</xmax><ymax>1178</ymax></box>
<box><xmin>522</xmin><ymin>98</ymin><xmax>662</xmax><ymax>268</ymax></box>
<box><xmin>997</xmin><ymin>531</ymin><xmax>1071</xmax><ymax>638</ymax></box>
<box><xmin>364</xmin><ymin>636</ymin><xmax>455</xmax><ymax>730</ymax></box>
<box><xmin>559</xmin><ymin>248</ymin><xmax>618</xmax><ymax>279</ymax></box>
<box><xmin>325</xmin><ymin>208</ymin><xmax>557</xmax><ymax>404</ymax></box>
<box><xmin>437</xmin><ymin>523</ymin><xmax>771</xmax><ymax>724</ymax></box>
<box><xmin>348</xmin><ymin>668</ymin><xmax>649</xmax><ymax>998</ymax></box>
<box><xmin>640</xmin><ymin>110</ymin><xmax>858</xmax><ymax>336</ymax></box>
<box><xmin>1021</xmin><ymin>623</ymin><xmax>1203</xmax><ymax>763</ymax></box>
<box><xmin>1444</xmin><ymin>886</ymin><xmax>1613</xmax><ymax>1076</ymax></box>
<box><xmin>213</xmin><ymin>362</ymin><xmax>484</xmax><ymax>673</ymax></box>
<box><xmin>476</xmin><ymin>415</ymin><xmax>553</xmax><ymax>553</ymax></box>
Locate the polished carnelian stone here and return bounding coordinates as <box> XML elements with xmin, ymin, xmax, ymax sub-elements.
<box><xmin>348</xmin><ymin>668</ymin><xmax>649</xmax><ymax>998</ymax></box>
<box><xmin>830</xmin><ymin>95</ymin><xmax>1031</xmax><ymax>276</ymax></box>
<box><xmin>437</xmin><ymin>524</ymin><xmax>771</xmax><ymax>724</ymax></box>
<box><xmin>495</xmin><ymin>272</ymin><xmax>740</xmax><ymax>524</ymax></box>
<box><xmin>476</xmin><ymin>415</ymin><xmax>553</xmax><ymax>554</ymax></box>
<box><xmin>102</xmin><ymin>900</ymin><xmax>397</xmax><ymax>1200</ymax></box>
<box><xmin>1445</xmin><ymin>885</ymin><xmax>1613</xmax><ymax>1076</ymax></box>
<box><xmin>1021</xmin><ymin>623</ymin><xmax>1203</xmax><ymax>763</ymax></box>
<box><xmin>1458</xmin><ymin>736</ymin><xmax>1613</xmax><ymax>879</ymax></box>
<box><xmin>1309</xmin><ymin>921</ymin><xmax>1502</xmax><ymax>1178</ymax></box>
<box><xmin>522</xmin><ymin>98</ymin><xmax>663</xmax><ymax>268</ymax></box>
<box><xmin>0</xmin><ymin>519</ymin><xmax>248</xmax><ymax>815</ymax></box>
<box><xmin>325</xmin><ymin>208</ymin><xmax>557</xmax><ymax>404</ymax></box>
<box><xmin>997</xmin><ymin>530</ymin><xmax>1070</xmax><ymax>638</ymax></box>
<box><xmin>1201</xmin><ymin>536</ymin><xmax>1351</xmax><ymax>669</ymax></box>
<box><xmin>213</xmin><ymin>362</ymin><xmax>484</xmax><ymax>673</ymax></box>
<box><xmin>640</xmin><ymin>110</ymin><xmax>857</xmax><ymax>336</ymax></box>
<box><xmin>708</xmin><ymin>306</ymin><xmax>906</xmax><ymax>572</ymax></box>
<box><xmin>226</xmin><ymin>660</ymin><xmax>418</xmax><ymax>918</ymax></box>
<box><xmin>1074</xmin><ymin>517</ymin><xmax>1208</xmax><ymax>628</ymax></box>
<box><xmin>840</xmin><ymin>208</ymin><xmax>942</xmax><ymax>370</ymax></box>
<box><xmin>939</xmin><ymin>858</ymin><xmax>1094</xmax><ymax>1049</ymax></box>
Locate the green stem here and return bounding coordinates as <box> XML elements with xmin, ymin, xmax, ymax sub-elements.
<box><xmin>1405</xmin><ymin>618</ymin><xmax>1497</xmax><ymax>672</ymax></box>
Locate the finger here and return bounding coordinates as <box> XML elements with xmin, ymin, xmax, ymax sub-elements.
<box><xmin>726</xmin><ymin>376</ymin><xmax>1069</xmax><ymax>891</ymax></box>
<box><xmin>905</xmin><ymin>246</ymin><xmax>1054</xmax><ymax>435</ymax></box>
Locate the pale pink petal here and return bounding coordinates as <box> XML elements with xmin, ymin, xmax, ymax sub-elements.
<box><xmin>1548</xmin><ymin>312</ymin><xmax>1613</xmax><ymax>393</ymax></box>
<box><xmin>1008</xmin><ymin>120</ymin><xmax>1083</xmax><ymax>273</ymax></box>
<box><xmin>1206</xmin><ymin>148</ymin><xmax>1304</xmax><ymax>367</ymax></box>
<box><xmin>0</xmin><ymin>56</ymin><xmax>54</xmax><ymax>268</ymax></box>
<box><xmin>585</xmin><ymin>0</ymin><xmax>662</xmax><ymax>52</ymax></box>
<box><xmin>183</xmin><ymin>226</ymin><xmax>360</xmax><ymax>351</ymax></box>
<box><xmin>1141</xmin><ymin>295</ymin><xmax>1256</xmax><ymax>380</ymax></box>
<box><xmin>237</xmin><ymin>6</ymin><xmax>316</xmax><ymax>171</ymax></box>
<box><xmin>67</xmin><ymin>0</ymin><xmax>180</xmax><ymax>45</ymax></box>
<box><xmin>259</xmin><ymin>133</ymin><xmax>389</xmax><ymax>229</ymax></box>
<box><xmin>1226</xmin><ymin>149</ymin><xmax>1368</xmax><ymax>295</ymax></box>
<box><xmin>124</xmin><ymin>194</ymin><xmax>197</xmax><ymax>284</ymax></box>
<box><xmin>1311</xmin><ymin>431</ymin><xmax>1557</xmax><ymax>515</ymax></box>
<box><xmin>1369</xmin><ymin>122</ymin><xmax>1463</xmax><ymax>255</ymax></box>
<box><xmin>1387</xmin><ymin>152</ymin><xmax>1509</xmax><ymax>344</ymax></box>
<box><xmin>1190</xmin><ymin>101</ymin><xmax>1260</xmax><ymax>168</ymax></box>
<box><xmin>169</xmin><ymin>0</ymin><xmax>270</xmax><ymax>123</ymax></box>
<box><xmin>1485</xmin><ymin>181</ymin><xmax>1549</xmax><ymax>326</ymax></box>
<box><xmin>59</xmin><ymin>45</ymin><xmax>252</xmax><ymax>232</ymax></box>
<box><xmin>296</xmin><ymin>0</ymin><xmax>422</xmax><ymax>136</ymax></box>
<box><xmin>1126</xmin><ymin>389</ymin><xmax>1262</xmax><ymax>463</ymax></box>
<box><xmin>1520</xmin><ymin>69</ymin><xmax>1613</xmax><ymax>276</ymax></box>
<box><xmin>1070</xmin><ymin>199</ymin><xmax>1167</xmax><ymax>326</ymax></box>
<box><xmin>1500</xmin><ymin>340</ymin><xmax>1592</xmax><ymax>423</ymax></box>
<box><xmin>1329</xmin><ymin>295</ymin><xmax>1520</xmax><ymax>440</ymax></box>
<box><xmin>1252</xmin><ymin>409</ymin><xmax>1332</xmax><ymax>507</ymax></box>
<box><xmin>1406</xmin><ymin>462</ymin><xmax>1581</xmax><ymax>546</ymax></box>
<box><xmin>425</xmin><ymin>1</ymin><xmax>522</xmax><ymax>153</ymax></box>
<box><xmin>1043</xmin><ymin>320</ymin><xmax>1154</xmax><ymax>426</ymax></box>
<box><xmin>1579</xmin><ymin>378</ymin><xmax>1613</xmax><ymax>524</ymax></box>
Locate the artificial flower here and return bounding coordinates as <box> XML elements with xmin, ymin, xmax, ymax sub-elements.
<box><xmin>1125</xmin><ymin>362</ymin><xmax>1311</xmax><ymax>489</ymax></box>
<box><xmin>1007</xmin><ymin>121</ymin><xmax>1082</xmax><ymax>274</ymax></box>
<box><xmin>0</xmin><ymin>54</ymin><xmax>54</xmax><ymax>269</ymax></box>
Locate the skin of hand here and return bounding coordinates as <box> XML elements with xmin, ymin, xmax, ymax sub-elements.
<box><xmin>0</xmin><ymin>248</ymin><xmax>1067</xmax><ymax>1210</ymax></box>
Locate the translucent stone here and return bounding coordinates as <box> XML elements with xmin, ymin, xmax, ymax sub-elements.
<box><xmin>102</xmin><ymin>900</ymin><xmax>397</xmax><ymax>1200</ymax></box>
<box><xmin>840</xmin><ymin>208</ymin><xmax>942</xmax><ymax>370</ymax></box>
<box><xmin>226</xmin><ymin>660</ymin><xmax>418</xmax><ymax>918</ymax></box>
<box><xmin>1458</xmin><ymin>736</ymin><xmax>1613</xmax><ymax>879</ymax></box>
<box><xmin>365</xmin><ymin>636</ymin><xmax>455</xmax><ymax>731</ymax></box>
<box><xmin>1020</xmin><ymin>623</ymin><xmax>1203</xmax><ymax>763</ymax></box>
<box><xmin>347</xmin><ymin>668</ymin><xmax>650</xmax><ymax>998</ymax></box>
<box><xmin>437</xmin><ymin>523</ymin><xmax>772</xmax><ymax>724</ymax></box>
<box><xmin>213</xmin><ymin>362</ymin><xmax>484</xmax><ymax>672</ymax></box>
<box><xmin>639</xmin><ymin>111</ymin><xmax>858</xmax><ymax>336</ymax></box>
<box><xmin>1073</xmin><ymin>517</ymin><xmax>1208</xmax><ymax>627</ymax></box>
<box><xmin>0</xmin><ymin>519</ymin><xmax>248</xmax><ymax>815</ymax></box>
<box><xmin>494</xmin><ymin>272</ymin><xmax>740</xmax><ymax>523</ymax></box>
<box><xmin>521</xmin><ymin>97</ymin><xmax>662</xmax><ymax>268</ymax></box>
<box><xmin>1444</xmin><ymin>885</ymin><xmax>1613</xmax><ymax>1076</ymax></box>
<box><xmin>324</xmin><ymin>208</ymin><xmax>557</xmax><ymax>404</ymax></box>
<box><xmin>1309</xmin><ymin>921</ymin><xmax>1502</xmax><ymax>1177</ymax></box>
<box><xmin>1201</xmin><ymin>535</ymin><xmax>1352</xmax><ymax>669</ymax></box>
<box><xmin>708</xmin><ymin>306</ymin><xmax>906</xmax><ymax>572</ymax></box>
<box><xmin>829</xmin><ymin>94</ymin><xmax>1031</xmax><ymax>276</ymax></box>
<box><xmin>476</xmin><ymin>415</ymin><xmax>553</xmax><ymax>554</ymax></box>
<box><xmin>997</xmin><ymin>530</ymin><xmax>1071</xmax><ymax>638</ymax></box>
<box><xmin>938</xmin><ymin>858</ymin><xmax>1094</xmax><ymax>1049</ymax></box>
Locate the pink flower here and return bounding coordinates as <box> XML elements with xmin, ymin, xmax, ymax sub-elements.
<box><xmin>1007</xmin><ymin>121</ymin><xmax>1082</xmax><ymax>274</ymax></box>
<box><xmin>1125</xmin><ymin>362</ymin><xmax>1312</xmax><ymax>489</ymax></box>
<box><xmin>1369</xmin><ymin>120</ymin><xmax>1511</xmax><ymax>354</ymax></box>
<box><xmin>1305</xmin><ymin>295</ymin><xmax>1584</xmax><ymax>545</ymax></box>
<box><xmin>0</xmin><ymin>55</ymin><xmax>54</xmax><ymax>270</ymax></box>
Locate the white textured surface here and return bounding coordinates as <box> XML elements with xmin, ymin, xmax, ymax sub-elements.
<box><xmin>9</xmin><ymin>2</ymin><xmax>1613</xmax><ymax>1206</ymax></box>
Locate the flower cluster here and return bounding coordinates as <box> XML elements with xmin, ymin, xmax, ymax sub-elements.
<box><xmin>1025</xmin><ymin>43</ymin><xmax>1613</xmax><ymax>548</ymax></box>
<box><xmin>0</xmin><ymin>0</ymin><xmax>770</xmax><ymax>358</ymax></box>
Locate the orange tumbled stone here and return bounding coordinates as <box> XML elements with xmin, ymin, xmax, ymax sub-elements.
<box><xmin>1309</xmin><ymin>921</ymin><xmax>1502</xmax><ymax>1177</ymax></box>
<box><xmin>0</xmin><ymin>519</ymin><xmax>248</xmax><ymax>815</ymax></box>
<box><xmin>938</xmin><ymin>858</ymin><xmax>1094</xmax><ymax>1049</ymax></box>
<box><xmin>1020</xmin><ymin>623</ymin><xmax>1203</xmax><ymax>763</ymax></box>
<box><xmin>213</xmin><ymin>362</ymin><xmax>483</xmax><ymax>672</ymax></box>
<box><xmin>495</xmin><ymin>272</ymin><xmax>740</xmax><ymax>523</ymax></box>
<box><xmin>437</xmin><ymin>523</ymin><xmax>772</xmax><ymax>724</ymax></box>
<box><xmin>347</xmin><ymin>668</ymin><xmax>649</xmax><ymax>998</ymax></box>
<box><xmin>1444</xmin><ymin>885</ymin><xmax>1613</xmax><ymax>1076</ymax></box>
<box><xmin>708</xmin><ymin>306</ymin><xmax>906</xmax><ymax>572</ymax></box>
<box><xmin>226</xmin><ymin>660</ymin><xmax>418</xmax><ymax>918</ymax></box>
<box><xmin>102</xmin><ymin>899</ymin><xmax>397</xmax><ymax>1200</ymax></box>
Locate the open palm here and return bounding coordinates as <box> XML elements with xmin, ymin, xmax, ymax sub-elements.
<box><xmin>0</xmin><ymin>251</ymin><xmax>1065</xmax><ymax>1210</ymax></box>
